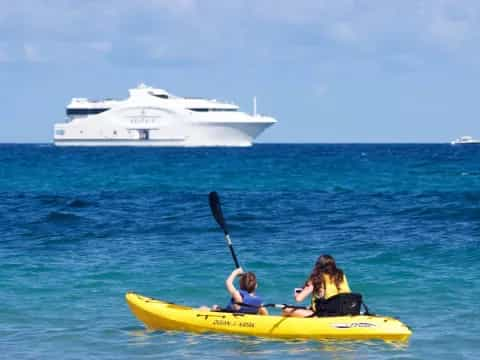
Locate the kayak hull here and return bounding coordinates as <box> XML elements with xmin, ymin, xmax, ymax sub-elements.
<box><xmin>126</xmin><ymin>292</ymin><xmax>411</xmax><ymax>341</ymax></box>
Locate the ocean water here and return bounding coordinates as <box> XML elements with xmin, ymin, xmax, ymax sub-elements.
<box><xmin>0</xmin><ymin>144</ymin><xmax>479</xmax><ymax>359</ymax></box>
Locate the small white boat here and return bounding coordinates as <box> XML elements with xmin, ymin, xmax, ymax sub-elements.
<box><xmin>451</xmin><ymin>136</ymin><xmax>480</xmax><ymax>145</ymax></box>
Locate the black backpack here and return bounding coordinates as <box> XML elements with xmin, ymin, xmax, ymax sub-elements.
<box><xmin>314</xmin><ymin>293</ymin><xmax>369</xmax><ymax>317</ymax></box>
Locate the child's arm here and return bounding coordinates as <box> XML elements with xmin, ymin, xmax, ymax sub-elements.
<box><xmin>225</xmin><ymin>267</ymin><xmax>244</xmax><ymax>304</ymax></box>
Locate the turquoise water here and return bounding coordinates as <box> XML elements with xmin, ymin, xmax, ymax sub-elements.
<box><xmin>1</xmin><ymin>144</ymin><xmax>479</xmax><ymax>359</ymax></box>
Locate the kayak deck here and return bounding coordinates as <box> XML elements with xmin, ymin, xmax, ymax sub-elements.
<box><xmin>126</xmin><ymin>292</ymin><xmax>411</xmax><ymax>342</ymax></box>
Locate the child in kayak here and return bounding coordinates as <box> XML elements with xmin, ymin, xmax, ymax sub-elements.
<box><xmin>283</xmin><ymin>254</ymin><xmax>351</xmax><ymax>317</ymax></box>
<box><xmin>202</xmin><ymin>268</ymin><xmax>268</xmax><ymax>315</ymax></box>
<box><xmin>223</xmin><ymin>267</ymin><xmax>268</xmax><ymax>315</ymax></box>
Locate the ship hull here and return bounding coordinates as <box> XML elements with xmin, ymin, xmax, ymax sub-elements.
<box><xmin>54</xmin><ymin>101</ymin><xmax>276</xmax><ymax>147</ymax></box>
<box><xmin>54</xmin><ymin>121</ymin><xmax>274</xmax><ymax>147</ymax></box>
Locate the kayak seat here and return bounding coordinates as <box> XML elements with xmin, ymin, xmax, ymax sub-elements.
<box><xmin>314</xmin><ymin>293</ymin><xmax>364</xmax><ymax>317</ymax></box>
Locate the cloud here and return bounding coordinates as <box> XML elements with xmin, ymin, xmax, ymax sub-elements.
<box><xmin>88</xmin><ymin>41</ymin><xmax>113</xmax><ymax>54</ymax></box>
<box><xmin>0</xmin><ymin>44</ymin><xmax>9</xmax><ymax>62</ymax></box>
<box><xmin>19</xmin><ymin>41</ymin><xmax>114</xmax><ymax>64</ymax></box>
<box><xmin>252</xmin><ymin>0</ymin><xmax>325</xmax><ymax>24</ymax></box>
<box><xmin>381</xmin><ymin>53</ymin><xmax>426</xmax><ymax>73</ymax></box>
<box><xmin>149</xmin><ymin>0</ymin><xmax>196</xmax><ymax>13</ymax></box>
<box><xmin>327</xmin><ymin>22</ymin><xmax>358</xmax><ymax>43</ymax></box>
<box><xmin>426</xmin><ymin>13</ymin><xmax>470</xmax><ymax>49</ymax></box>
<box><xmin>0</xmin><ymin>52</ymin><xmax>9</xmax><ymax>62</ymax></box>
<box><xmin>313</xmin><ymin>83</ymin><xmax>329</xmax><ymax>97</ymax></box>
<box><xmin>250</xmin><ymin>0</ymin><xmax>480</xmax><ymax>52</ymax></box>
<box><xmin>3</xmin><ymin>0</ymin><xmax>480</xmax><ymax>68</ymax></box>
<box><xmin>23</xmin><ymin>43</ymin><xmax>44</xmax><ymax>62</ymax></box>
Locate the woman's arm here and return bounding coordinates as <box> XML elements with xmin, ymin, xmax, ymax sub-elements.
<box><xmin>295</xmin><ymin>282</ymin><xmax>313</xmax><ymax>302</ymax></box>
<box><xmin>225</xmin><ymin>267</ymin><xmax>244</xmax><ymax>304</ymax></box>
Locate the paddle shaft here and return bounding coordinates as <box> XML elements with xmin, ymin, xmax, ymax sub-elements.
<box><xmin>225</xmin><ymin>234</ymin><xmax>240</xmax><ymax>269</ymax></box>
<box><xmin>209</xmin><ymin>192</ymin><xmax>309</xmax><ymax>311</ymax></box>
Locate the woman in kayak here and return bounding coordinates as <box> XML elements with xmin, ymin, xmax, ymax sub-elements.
<box><xmin>201</xmin><ymin>268</ymin><xmax>268</xmax><ymax>315</ymax></box>
<box><xmin>283</xmin><ymin>254</ymin><xmax>351</xmax><ymax>317</ymax></box>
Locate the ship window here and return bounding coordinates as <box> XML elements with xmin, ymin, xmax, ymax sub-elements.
<box><xmin>55</xmin><ymin>129</ymin><xmax>65</xmax><ymax>135</ymax></box>
<box><xmin>66</xmin><ymin>108</ymin><xmax>110</xmax><ymax>116</ymax></box>
<box><xmin>188</xmin><ymin>108</ymin><xmax>209</xmax><ymax>112</ymax></box>
<box><xmin>188</xmin><ymin>108</ymin><xmax>237</xmax><ymax>112</ymax></box>
<box><xmin>113</xmin><ymin>130</ymin><xmax>117</xmax><ymax>135</ymax></box>
<box><xmin>153</xmin><ymin>94</ymin><xmax>169</xmax><ymax>99</ymax></box>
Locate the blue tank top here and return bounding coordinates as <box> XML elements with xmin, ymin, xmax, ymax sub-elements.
<box><xmin>225</xmin><ymin>290</ymin><xmax>263</xmax><ymax>314</ymax></box>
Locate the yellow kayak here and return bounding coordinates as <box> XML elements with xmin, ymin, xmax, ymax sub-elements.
<box><xmin>126</xmin><ymin>292</ymin><xmax>411</xmax><ymax>342</ymax></box>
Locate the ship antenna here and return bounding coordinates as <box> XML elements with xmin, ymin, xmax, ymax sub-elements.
<box><xmin>253</xmin><ymin>96</ymin><xmax>257</xmax><ymax>117</ymax></box>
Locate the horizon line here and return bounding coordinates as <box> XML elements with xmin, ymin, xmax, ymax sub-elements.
<box><xmin>0</xmin><ymin>141</ymin><xmax>454</xmax><ymax>145</ymax></box>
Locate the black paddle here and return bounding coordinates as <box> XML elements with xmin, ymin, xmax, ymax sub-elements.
<box><xmin>209</xmin><ymin>191</ymin><xmax>240</xmax><ymax>268</ymax></box>
<box><xmin>208</xmin><ymin>191</ymin><xmax>309</xmax><ymax>311</ymax></box>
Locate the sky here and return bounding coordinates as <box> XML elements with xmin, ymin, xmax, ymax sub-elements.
<box><xmin>1</xmin><ymin>0</ymin><xmax>480</xmax><ymax>143</ymax></box>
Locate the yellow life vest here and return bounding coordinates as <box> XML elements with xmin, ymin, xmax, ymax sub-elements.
<box><xmin>311</xmin><ymin>274</ymin><xmax>351</xmax><ymax>312</ymax></box>
<box><xmin>323</xmin><ymin>274</ymin><xmax>351</xmax><ymax>299</ymax></box>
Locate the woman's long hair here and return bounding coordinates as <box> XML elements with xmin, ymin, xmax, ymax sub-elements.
<box><xmin>308</xmin><ymin>255</ymin><xmax>344</xmax><ymax>294</ymax></box>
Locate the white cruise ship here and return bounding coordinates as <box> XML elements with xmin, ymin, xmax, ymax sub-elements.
<box><xmin>53</xmin><ymin>84</ymin><xmax>277</xmax><ymax>146</ymax></box>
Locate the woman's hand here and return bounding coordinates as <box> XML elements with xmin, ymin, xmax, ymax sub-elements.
<box><xmin>295</xmin><ymin>283</ymin><xmax>313</xmax><ymax>302</ymax></box>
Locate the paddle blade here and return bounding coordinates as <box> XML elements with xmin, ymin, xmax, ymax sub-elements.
<box><xmin>209</xmin><ymin>191</ymin><xmax>229</xmax><ymax>235</ymax></box>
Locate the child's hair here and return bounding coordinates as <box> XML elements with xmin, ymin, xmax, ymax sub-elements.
<box><xmin>239</xmin><ymin>272</ymin><xmax>257</xmax><ymax>293</ymax></box>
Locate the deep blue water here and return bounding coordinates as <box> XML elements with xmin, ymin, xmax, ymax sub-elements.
<box><xmin>1</xmin><ymin>144</ymin><xmax>479</xmax><ymax>359</ymax></box>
